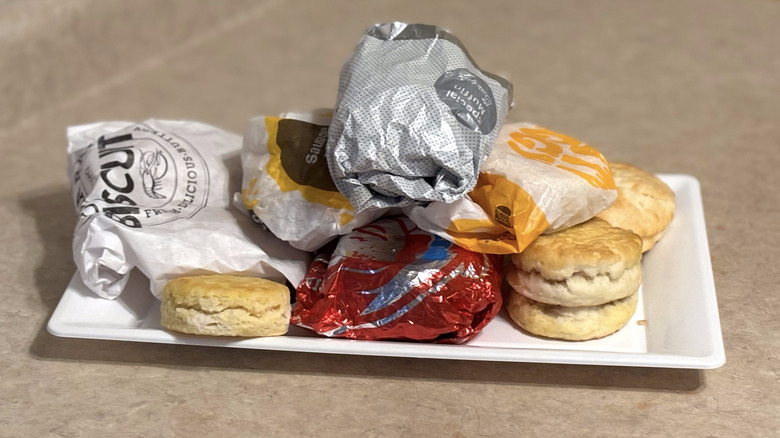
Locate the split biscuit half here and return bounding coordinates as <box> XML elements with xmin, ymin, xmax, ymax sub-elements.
<box><xmin>509</xmin><ymin>218</ymin><xmax>643</xmax><ymax>307</ymax></box>
<box><xmin>507</xmin><ymin>290</ymin><xmax>639</xmax><ymax>341</ymax></box>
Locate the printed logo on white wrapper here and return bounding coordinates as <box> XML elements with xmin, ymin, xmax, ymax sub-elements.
<box><xmin>71</xmin><ymin>123</ymin><xmax>210</xmax><ymax>228</ymax></box>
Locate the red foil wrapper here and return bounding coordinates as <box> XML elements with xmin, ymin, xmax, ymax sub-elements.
<box><xmin>291</xmin><ymin>216</ymin><xmax>503</xmax><ymax>343</ymax></box>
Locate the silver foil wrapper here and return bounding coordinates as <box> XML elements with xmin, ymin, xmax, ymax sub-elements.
<box><xmin>327</xmin><ymin>22</ymin><xmax>513</xmax><ymax>213</ymax></box>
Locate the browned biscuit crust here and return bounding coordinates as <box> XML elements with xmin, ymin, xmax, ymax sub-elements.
<box><xmin>506</xmin><ymin>290</ymin><xmax>638</xmax><ymax>341</ymax></box>
<box><xmin>511</xmin><ymin>218</ymin><xmax>642</xmax><ymax>281</ymax></box>
<box><xmin>161</xmin><ymin>275</ymin><xmax>290</xmax><ymax>337</ymax></box>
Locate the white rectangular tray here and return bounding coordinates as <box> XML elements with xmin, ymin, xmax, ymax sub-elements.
<box><xmin>48</xmin><ymin>174</ymin><xmax>725</xmax><ymax>369</ymax></box>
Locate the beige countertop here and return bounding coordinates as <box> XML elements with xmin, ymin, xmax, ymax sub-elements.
<box><xmin>2</xmin><ymin>0</ymin><xmax>778</xmax><ymax>436</ymax></box>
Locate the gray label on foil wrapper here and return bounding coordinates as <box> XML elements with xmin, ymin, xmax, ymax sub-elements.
<box><xmin>434</xmin><ymin>68</ymin><xmax>497</xmax><ymax>135</ymax></box>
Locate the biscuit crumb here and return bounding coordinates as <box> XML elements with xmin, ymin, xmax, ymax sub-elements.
<box><xmin>637</xmin><ymin>319</ymin><xmax>648</xmax><ymax>325</ymax></box>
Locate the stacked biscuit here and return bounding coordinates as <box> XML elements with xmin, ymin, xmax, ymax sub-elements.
<box><xmin>506</xmin><ymin>163</ymin><xmax>675</xmax><ymax>341</ymax></box>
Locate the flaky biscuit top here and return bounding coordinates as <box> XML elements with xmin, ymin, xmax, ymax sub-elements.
<box><xmin>162</xmin><ymin>275</ymin><xmax>289</xmax><ymax>314</ymax></box>
<box><xmin>511</xmin><ymin>218</ymin><xmax>642</xmax><ymax>280</ymax></box>
<box><xmin>596</xmin><ymin>162</ymin><xmax>676</xmax><ymax>240</ymax></box>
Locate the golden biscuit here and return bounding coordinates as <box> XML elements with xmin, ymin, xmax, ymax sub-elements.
<box><xmin>596</xmin><ymin>162</ymin><xmax>675</xmax><ymax>252</ymax></box>
<box><xmin>510</xmin><ymin>218</ymin><xmax>642</xmax><ymax>307</ymax></box>
<box><xmin>161</xmin><ymin>275</ymin><xmax>291</xmax><ymax>337</ymax></box>
<box><xmin>507</xmin><ymin>290</ymin><xmax>638</xmax><ymax>341</ymax></box>
<box><xmin>512</xmin><ymin>218</ymin><xmax>642</xmax><ymax>280</ymax></box>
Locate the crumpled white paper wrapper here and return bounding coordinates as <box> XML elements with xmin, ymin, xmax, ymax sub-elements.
<box><xmin>67</xmin><ymin>119</ymin><xmax>310</xmax><ymax>300</ymax></box>
<box><xmin>405</xmin><ymin>122</ymin><xmax>618</xmax><ymax>254</ymax></box>
<box><xmin>235</xmin><ymin>109</ymin><xmax>385</xmax><ymax>252</ymax></box>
